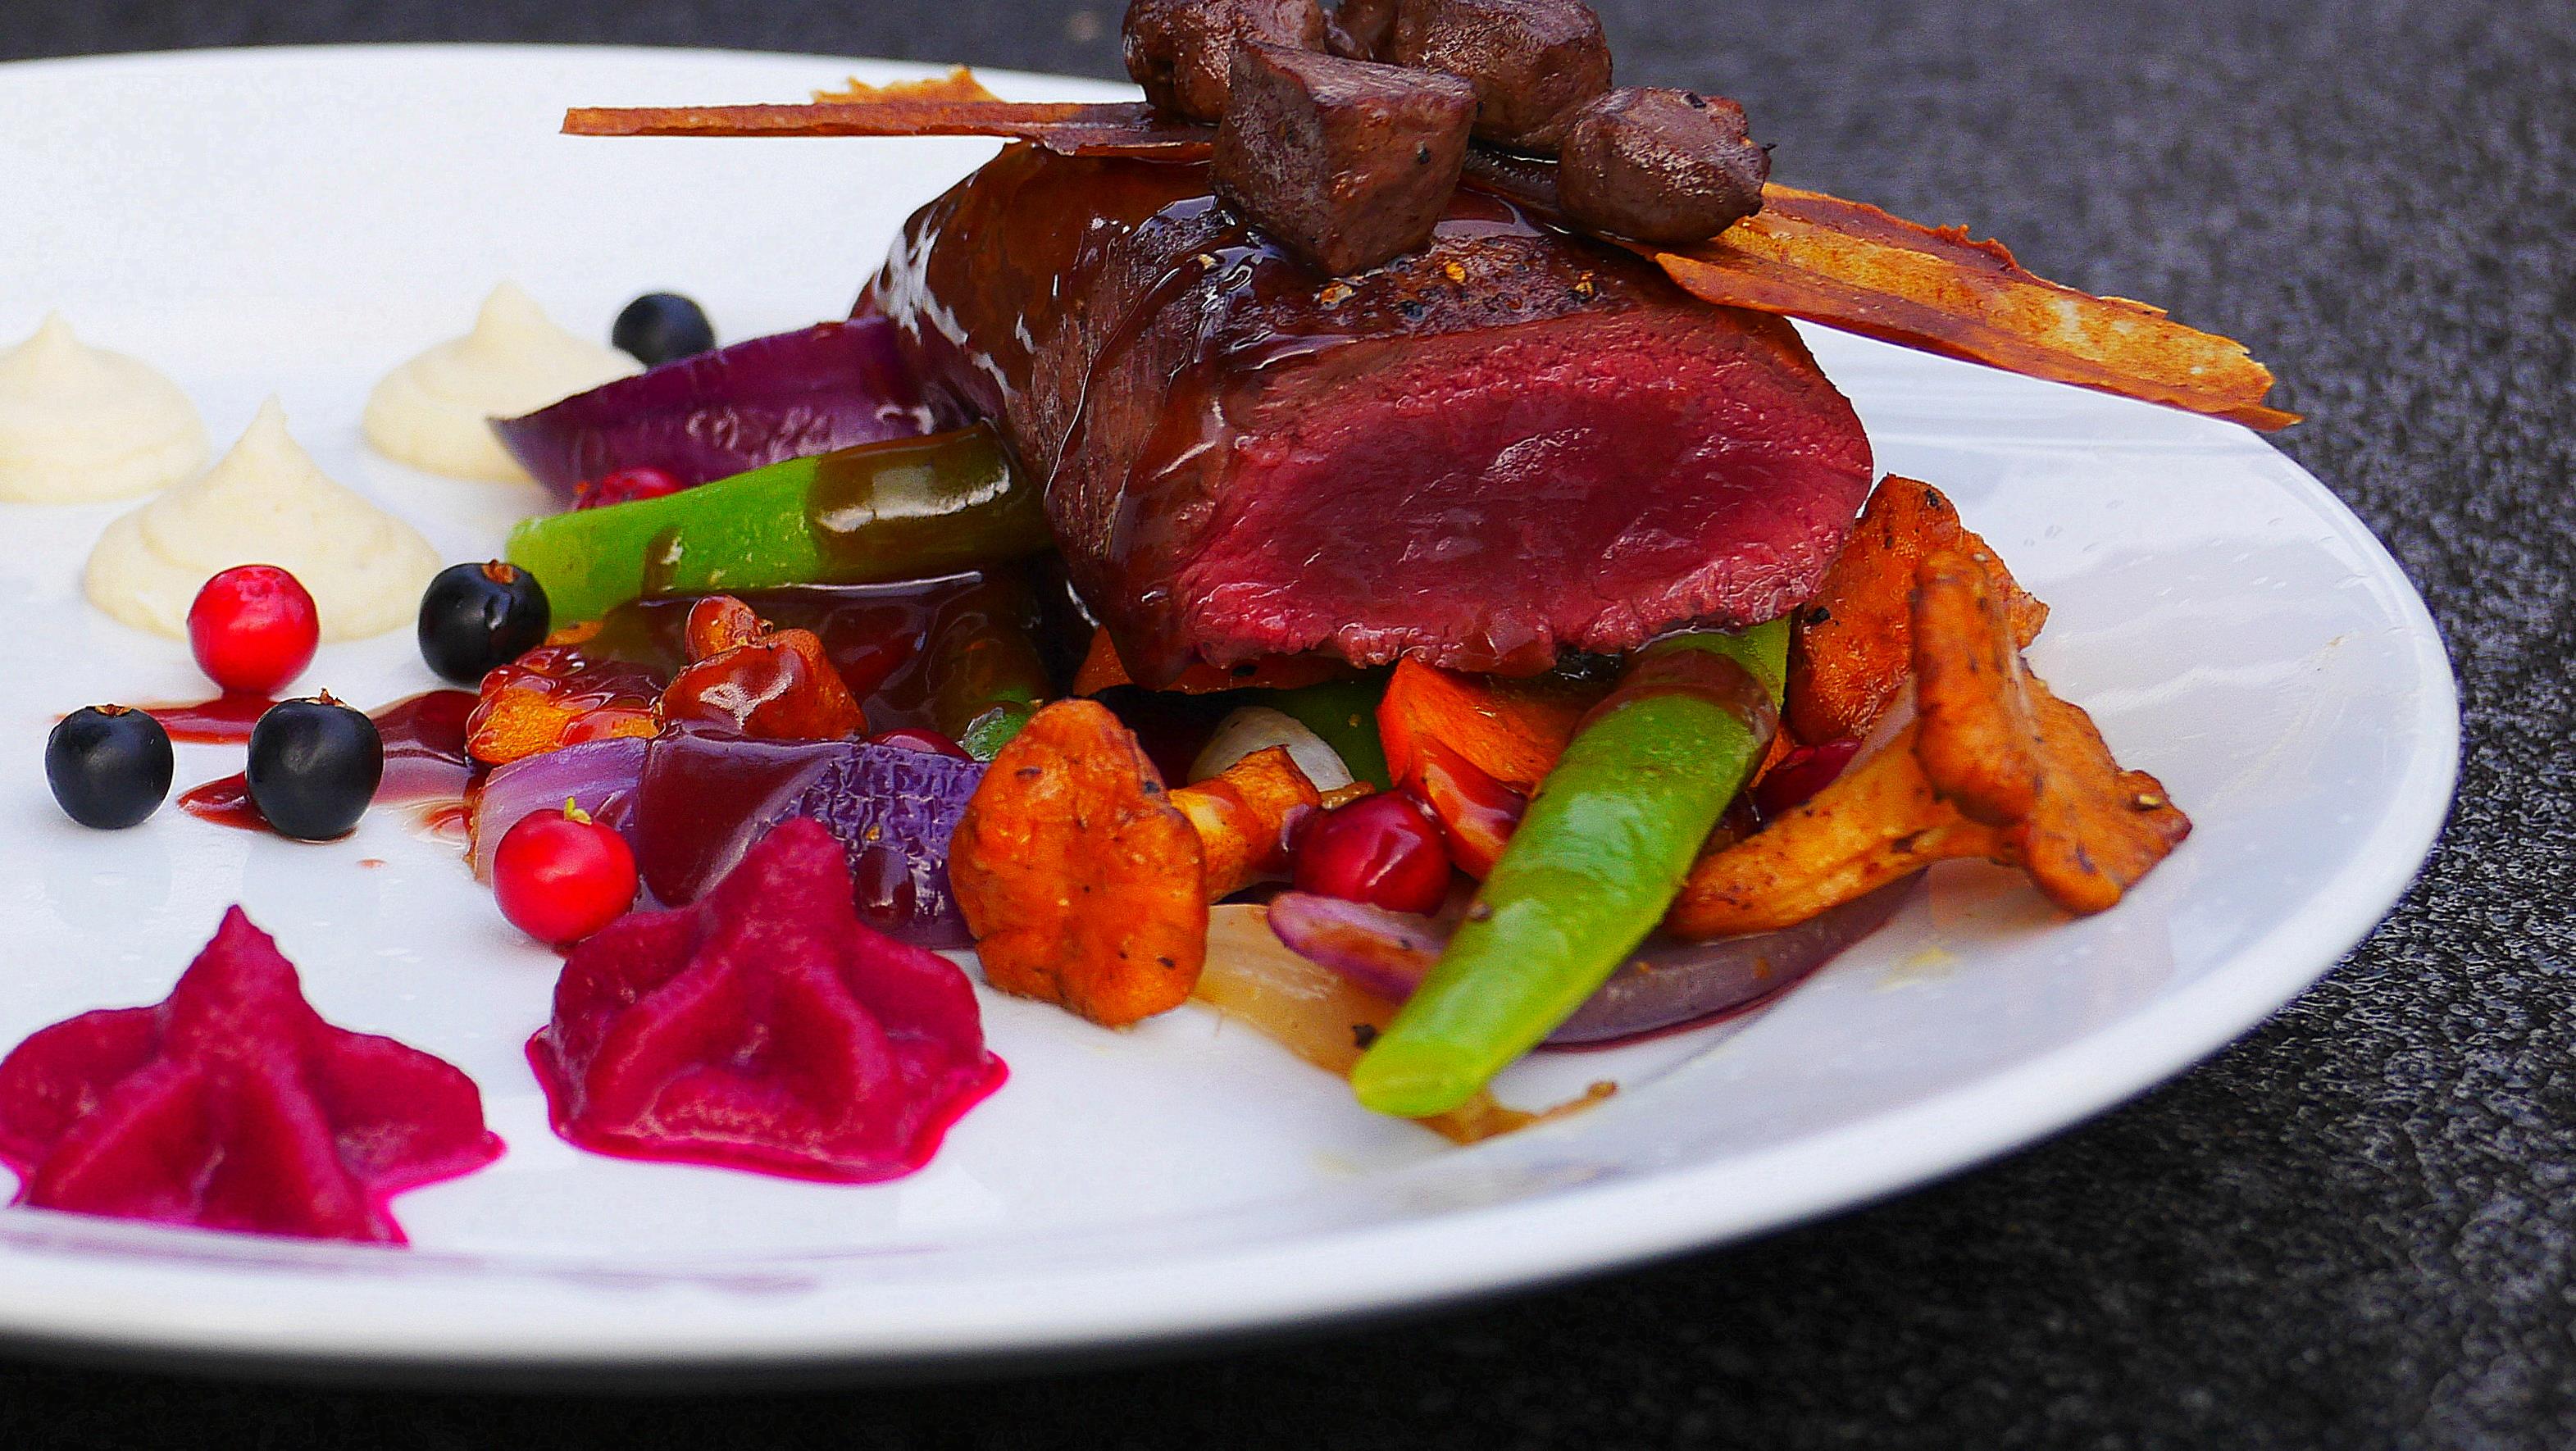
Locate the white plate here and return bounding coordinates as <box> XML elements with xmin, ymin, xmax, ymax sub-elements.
<box><xmin>0</xmin><ymin>44</ymin><xmax>2456</xmax><ymax>1376</ymax></box>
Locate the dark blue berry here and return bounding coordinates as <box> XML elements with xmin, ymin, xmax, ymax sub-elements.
<box><xmin>46</xmin><ymin>706</ymin><xmax>174</xmax><ymax>830</ymax></box>
<box><xmin>247</xmin><ymin>697</ymin><xmax>382</xmax><ymax>841</ymax></box>
<box><xmin>612</xmin><ymin>293</ymin><xmax>716</xmax><ymax>366</ymax></box>
<box><xmin>419</xmin><ymin>561</ymin><xmax>550</xmax><ymax>685</ymax></box>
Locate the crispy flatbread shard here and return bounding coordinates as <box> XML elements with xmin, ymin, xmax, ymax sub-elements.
<box><xmin>949</xmin><ymin>700</ymin><xmax>1208</xmax><ymax>1027</ymax></box>
<box><xmin>562</xmin><ymin>96</ymin><xmax>1210</xmax><ymax>157</ymax></box>
<box><xmin>1788</xmin><ymin>475</ymin><xmax>2046</xmax><ymax>744</ymax></box>
<box><xmin>811</xmin><ymin>68</ymin><xmax>1003</xmax><ymax>105</ymax></box>
<box><xmin>566</xmin><ymin>94</ymin><xmax>2291</xmax><ymax>425</ymax></box>
<box><xmin>1910</xmin><ymin>548</ymin><xmax>2191</xmax><ymax>914</ymax></box>
<box><xmin>1654</xmin><ymin>186</ymin><xmax>2298</xmax><ymax>431</ymax></box>
<box><xmin>1670</xmin><ymin>548</ymin><xmax>2189</xmax><ymax>936</ymax></box>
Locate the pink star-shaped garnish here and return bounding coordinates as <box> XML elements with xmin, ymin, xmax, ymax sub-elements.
<box><xmin>531</xmin><ymin>816</ymin><xmax>1004</xmax><ymax>1181</ymax></box>
<box><xmin>0</xmin><ymin>908</ymin><xmax>502</xmax><ymax>1244</ymax></box>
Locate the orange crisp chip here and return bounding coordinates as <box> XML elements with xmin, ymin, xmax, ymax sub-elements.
<box><xmin>809</xmin><ymin>67</ymin><xmax>1002</xmax><ymax>106</ymax></box>
<box><xmin>1788</xmin><ymin>476</ymin><xmax>2046</xmax><ymax>744</ymax></box>
<box><xmin>1654</xmin><ymin>187</ymin><xmax>2297</xmax><ymax>431</ymax></box>
<box><xmin>1910</xmin><ymin>549</ymin><xmax>2191</xmax><ymax>915</ymax></box>
<box><xmin>1671</xmin><ymin>548</ymin><xmax>2187</xmax><ymax>937</ymax></box>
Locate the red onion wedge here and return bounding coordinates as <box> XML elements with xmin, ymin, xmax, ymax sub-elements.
<box><xmin>1261</xmin><ymin>894</ymin><xmax>1450</xmax><ymax>1002</ymax></box>
<box><xmin>1265</xmin><ymin>877</ymin><xmax>1919</xmax><ymax>1048</ymax></box>
<box><xmin>467</xmin><ymin>736</ymin><xmax>648</xmax><ymax>881</ymax></box>
<box><xmin>493</xmin><ymin>318</ymin><xmax>958</xmax><ymax>499</ymax></box>
<box><xmin>632</xmin><ymin>729</ymin><xmax>985</xmax><ymax>948</ymax></box>
<box><xmin>1546</xmin><ymin>880</ymin><xmax>1918</xmax><ymax>1046</ymax></box>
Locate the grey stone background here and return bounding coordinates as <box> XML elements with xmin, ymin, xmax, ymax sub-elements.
<box><xmin>3</xmin><ymin>1</ymin><xmax>2570</xmax><ymax>1445</ymax></box>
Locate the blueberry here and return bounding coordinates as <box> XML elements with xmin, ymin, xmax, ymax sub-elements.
<box><xmin>247</xmin><ymin>697</ymin><xmax>383</xmax><ymax>841</ymax></box>
<box><xmin>612</xmin><ymin>293</ymin><xmax>716</xmax><ymax>366</ymax></box>
<box><xmin>46</xmin><ymin>706</ymin><xmax>174</xmax><ymax>830</ymax></box>
<box><xmin>418</xmin><ymin>561</ymin><xmax>551</xmax><ymax>685</ymax></box>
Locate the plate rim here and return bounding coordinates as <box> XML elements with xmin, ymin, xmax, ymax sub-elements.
<box><xmin>0</xmin><ymin>40</ymin><xmax>2460</xmax><ymax>1374</ymax></box>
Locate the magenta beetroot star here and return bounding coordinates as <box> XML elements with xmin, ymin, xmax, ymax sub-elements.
<box><xmin>0</xmin><ymin>908</ymin><xmax>502</xmax><ymax>1244</ymax></box>
<box><xmin>530</xmin><ymin>816</ymin><xmax>1004</xmax><ymax>1182</ymax></box>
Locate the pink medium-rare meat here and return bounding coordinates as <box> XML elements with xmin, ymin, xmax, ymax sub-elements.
<box><xmin>866</xmin><ymin>143</ymin><xmax>1873</xmax><ymax>685</ymax></box>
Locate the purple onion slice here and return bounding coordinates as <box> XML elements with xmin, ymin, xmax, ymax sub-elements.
<box><xmin>1263</xmin><ymin>894</ymin><xmax>1445</xmax><ymax>1000</ymax></box>
<box><xmin>467</xmin><ymin>737</ymin><xmax>649</xmax><ymax>881</ymax></box>
<box><xmin>1545</xmin><ymin>880</ymin><xmax>1918</xmax><ymax>1046</ymax></box>
<box><xmin>492</xmin><ymin>318</ymin><xmax>959</xmax><ymax>499</ymax></box>
<box><xmin>631</xmin><ymin>728</ymin><xmax>985</xmax><ymax>948</ymax></box>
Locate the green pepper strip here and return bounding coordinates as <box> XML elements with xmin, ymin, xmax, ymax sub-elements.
<box><xmin>931</xmin><ymin>612</ymin><xmax>1052</xmax><ymax>762</ymax></box>
<box><xmin>1349</xmin><ymin>621</ymin><xmax>1788</xmax><ymax>1118</ymax></box>
<box><xmin>1260</xmin><ymin>675</ymin><xmax>1395</xmax><ymax>789</ymax></box>
<box><xmin>506</xmin><ymin>423</ymin><xmax>1050</xmax><ymax>624</ymax></box>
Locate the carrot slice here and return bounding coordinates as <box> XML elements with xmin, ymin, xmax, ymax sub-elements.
<box><xmin>576</xmin><ymin>97</ymin><xmax>2292</xmax><ymax>426</ymax></box>
<box><xmin>1375</xmin><ymin>657</ymin><xmax>1595</xmax><ymax>794</ymax></box>
<box><xmin>1070</xmin><ymin>626</ymin><xmax>1347</xmax><ymax>696</ymax></box>
<box><xmin>563</xmin><ymin>98</ymin><xmax>1212</xmax><ymax>157</ymax></box>
<box><xmin>809</xmin><ymin>68</ymin><xmax>1003</xmax><ymax>105</ymax></box>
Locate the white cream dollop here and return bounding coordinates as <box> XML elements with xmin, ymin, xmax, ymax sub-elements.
<box><xmin>85</xmin><ymin>398</ymin><xmax>441</xmax><ymax>641</ymax></box>
<box><xmin>362</xmin><ymin>283</ymin><xmax>639</xmax><ymax>482</ymax></box>
<box><xmin>0</xmin><ymin>314</ymin><xmax>208</xmax><ymax>503</ymax></box>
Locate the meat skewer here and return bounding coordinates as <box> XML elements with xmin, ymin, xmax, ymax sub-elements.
<box><xmin>564</xmin><ymin>95</ymin><xmax>2289</xmax><ymax>430</ymax></box>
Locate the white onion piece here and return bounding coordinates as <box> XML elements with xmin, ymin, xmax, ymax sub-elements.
<box><xmin>1188</xmin><ymin>706</ymin><xmax>1354</xmax><ymax>790</ymax></box>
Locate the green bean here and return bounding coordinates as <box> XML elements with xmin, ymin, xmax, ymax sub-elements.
<box><xmin>1349</xmin><ymin>621</ymin><xmax>1787</xmax><ymax>1118</ymax></box>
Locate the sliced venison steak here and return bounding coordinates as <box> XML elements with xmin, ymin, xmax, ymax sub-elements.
<box><xmin>867</xmin><ymin>145</ymin><xmax>1873</xmax><ymax>685</ymax></box>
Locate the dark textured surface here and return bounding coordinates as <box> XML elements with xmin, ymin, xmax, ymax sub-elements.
<box><xmin>3</xmin><ymin>0</ymin><xmax>2570</xmax><ymax>1444</ymax></box>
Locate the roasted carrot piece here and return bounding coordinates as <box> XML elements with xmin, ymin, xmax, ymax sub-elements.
<box><xmin>1375</xmin><ymin>657</ymin><xmax>1597</xmax><ymax>793</ymax></box>
<box><xmin>950</xmin><ymin>700</ymin><xmax>1210</xmax><ymax>1027</ymax></box>
<box><xmin>1071</xmin><ymin>626</ymin><xmax>1349</xmax><ymax>696</ymax></box>
<box><xmin>1372</xmin><ymin>658</ymin><xmax>1600</xmax><ymax>876</ymax></box>
<box><xmin>1403</xmin><ymin>735</ymin><xmax>1527</xmax><ymax>878</ymax></box>
<box><xmin>1167</xmin><ymin>746</ymin><xmax>1322</xmax><ymax>899</ymax></box>
<box><xmin>1787</xmin><ymin>476</ymin><xmax>2047</xmax><ymax>744</ymax></box>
